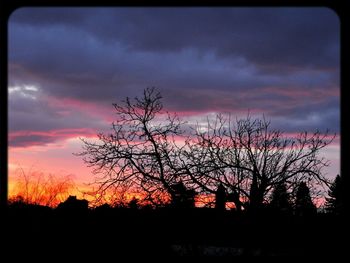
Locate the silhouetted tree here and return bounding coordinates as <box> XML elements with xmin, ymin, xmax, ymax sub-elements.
<box><xmin>269</xmin><ymin>182</ymin><xmax>292</xmax><ymax>214</ymax></box>
<box><xmin>227</xmin><ymin>190</ymin><xmax>242</xmax><ymax>212</ymax></box>
<box><xmin>77</xmin><ymin>88</ymin><xmax>185</xmax><ymax>205</ymax></box>
<box><xmin>56</xmin><ymin>195</ymin><xmax>89</xmax><ymax>212</ymax></box>
<box><xmin>94</xmin><ymin>203</ymin><xmax>112</xmax><ymax>213</ymax></box>
<box><xmin>325</xmin><ymin>174</ymin><xmax>344</xmax><ymax>215</ymax></box>
<box><xmin>215</xmin><ymin>184</ymin><xmax>226</xmax><ymax>210</ymax></box>
<box><xmin>10</xmin><ymin>167</ymin><xmax>74</xmax><ymax>207</ymax></box>
<box><xmin>294</xmin><ymin>182</ymin><xmax>316</xmax><ymax>216</ymax></box>
<box><xmin>184</xmin><ymin>114</ymin><xmax>334</xmax><ymax>212</ymax></box>
<box><xmin>77</xmin><ymin>89</ymin><xmax>334</xmax><ymax>210</ymax></box>
<box><xmin>128</xmin><ymin>197</ymin><xmax>139</xmax><ymax>209</ymax></box>
<box><xmin>170</xmin><ymin>182</ymin><xmax>196</xmax><ymax>208</ymax></box>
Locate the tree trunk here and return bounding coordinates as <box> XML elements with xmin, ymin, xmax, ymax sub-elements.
<box><xmin>249</xmin><ymin>173</ymin><xmax>265</xmax><ymax>212</ymax></box>
<box><xmin>228</xmin><ymin>190</ymin><xmax>243</xmax><ymax>212</ymax></box>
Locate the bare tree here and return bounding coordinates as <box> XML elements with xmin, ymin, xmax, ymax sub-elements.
<box><xmin>77</xmin><ymin>89</ymin><xmax>334</xmax><ymax>210</ymax></box>
<box><xmin>77</xmin><ymin>88</ymin><xmax>188</xmax><ymax>206</ymax></box>
<box><xmin>184</xmin><ymin>114</ymin><xmax>335</xmax><ymax>211</ymax></box>
<box><xmin>9</xmin><ymin>167</ymin><xmax>74</xmax><ymax>207</ymax></box>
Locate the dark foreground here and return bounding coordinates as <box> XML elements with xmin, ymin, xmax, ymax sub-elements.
<box><xmin>3</xmin><ymin>205</ymin><xmax>346</xmax><ymax>260</ymax></box>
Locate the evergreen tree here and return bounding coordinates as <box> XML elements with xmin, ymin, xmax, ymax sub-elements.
<box><xmin>326</xmin><ymin>174</ymin><xmax>344</xmax><ymax>215</ymax></box>
<box><xmin>269</xmin><ymin>183</ymin><xmax>292</xmax><ymax>214</ymax></box>
<box><xmin>170</xmin><ymin>182</ymin><xmax>196</xmax><ymax>208</ymax></box>
<box><xmin>215</xmin><ymin>184</ymin><xmax>227</xmax><ymax>210</ymax></box>
<box><xmin>294</xmin><ymin>182</ymin><xmax>316</xmax><ymax>216</ymax></box>
<box><xmin>128</xmin><ymin>197</ymin><xmax>139</xmax><ymax>209</ymax></box>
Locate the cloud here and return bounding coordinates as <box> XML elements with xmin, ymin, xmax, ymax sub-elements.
<box><xmin>10</xmin><ymin>7</ymin><xmax>339</xmax><ymax>69</ymax></box>
<box><xmin>8</xmin><ymin>86</ymin><xmax>113</xmax><ymax>147</ymax></box>
<box><xmin>8</xmin><ymin>128</ymin><xmax>97</xmax><ymax>147</ymax></box>
<box><xmin>8</xmin><ymin>7</ymin><xmax>340</xmax><ymax>147</ymax></box>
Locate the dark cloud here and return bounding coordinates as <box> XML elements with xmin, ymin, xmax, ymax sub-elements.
<box><xmin>269</xmin><ymin>100</ymin><xmax>340</xmax><ymax>133</ymax></box>
<box><xmin>10</xmin><ymin>7</ymin><xmax>339</xmax><ymax>69</ymax></box>
<box><xmin>9</xmin><ymin>134</ymin><xmax>56</xmax><ymax>147</ymax></box>
<box><xmin>8</xmin><ymin>7</ymin><xmax>340</xmax><ymax>146</ymax></box>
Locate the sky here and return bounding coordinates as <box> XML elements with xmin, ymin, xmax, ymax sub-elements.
<box><xmin>8</xmin><ymin>7</ymin><xmax>340</xmax><ymax>197</ymax></box>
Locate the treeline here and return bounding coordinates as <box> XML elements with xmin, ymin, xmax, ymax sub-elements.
<box><xmin>5</xmin><ymin>173</ymin><xmax>345</xmax><ymax>257</ymax></box>
<box><xmin>8</xmin><ymin>173</ymin><xmax>344</xmax><ymax>216</ymax></box>
<box><xmin>4</xmin><ymin>192</ymin><xmax>345</xmax><ymax>258</ymax></box>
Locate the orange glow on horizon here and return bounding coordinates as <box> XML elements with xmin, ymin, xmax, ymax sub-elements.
<box><xmin>8</xmin><ymin>132</ymin><xmax>338</xmax><ymax>209</ymax></box>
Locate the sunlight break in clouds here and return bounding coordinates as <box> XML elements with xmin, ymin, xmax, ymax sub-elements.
<box><xmin>9</xmin><ymin>84</ymin><xmax>39</xmax><ymax>100</ymax></box>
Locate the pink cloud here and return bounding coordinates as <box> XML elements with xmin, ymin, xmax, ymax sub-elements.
<box><xmin>9</xmin><ymin>128</ymin><xmax>97</xmax><ymax>147</ymax></box>
<box><xmin>46</xmin><ymin>96</ymin><xmax>114</xmax><ymax>122</ymax></box>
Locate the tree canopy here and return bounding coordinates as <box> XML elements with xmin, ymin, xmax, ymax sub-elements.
<box><xmin>78</xmin><ymin>88</ymin><xmax>188</xmax><ymax>206</ymax></box>
<box><xmin>326</xmin><ymin>174</ymin><xmax>344</xmax><ymax>215</ymax></box>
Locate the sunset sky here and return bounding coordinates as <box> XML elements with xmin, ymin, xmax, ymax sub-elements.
<box><xmin>8</xmin><ymin>7</ymin><xmax>340</xmax><ymax>197</ymax></box>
